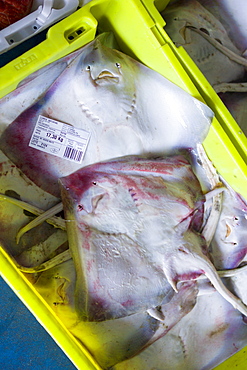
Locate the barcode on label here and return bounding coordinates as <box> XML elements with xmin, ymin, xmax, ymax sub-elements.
<box><xmin>63</xmin><ymin>147</ymin><xmax>83</xmax><ymax>162</ymax></box>
<box><xmin>29</xmin><ymin>115</ymin><xmax>91</xmax><ymax>163</ymax></box>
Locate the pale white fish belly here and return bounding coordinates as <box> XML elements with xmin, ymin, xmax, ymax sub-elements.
<box><xmin>0</xmin><ymin>33</ymin><xmax>213</xmax><ymax>198</ymax></box>
<box><xmin>162</xmin><ymin>0</ymin><xmax>245</xmax><ymax>85</ymax></box>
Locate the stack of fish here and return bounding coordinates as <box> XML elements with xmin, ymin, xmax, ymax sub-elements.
<box><xmin>0</xmin><ymin>31</ymin><xmax>246</xmax><ymax>369</ymax></box>
<box><xmin>161</xmin><ymin>0</ymin><xmax>247</xmax><ymax>136</ymax></box>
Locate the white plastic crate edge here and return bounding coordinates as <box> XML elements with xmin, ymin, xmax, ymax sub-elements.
<box><xmin>0</xmin><ymin>0</ymin><xmax>80</xmax><ymax>54</ymax></box>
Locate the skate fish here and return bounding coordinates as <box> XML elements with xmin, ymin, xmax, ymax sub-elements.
<box><xmin>0</xmin><ymin>33</ymin><xmax>213</xmax><ymax>198</ymax></box>
<box><xmin>0</xmin><ymin>150</ymin><xmax>67</xmax><ymax>268</ymax></box>
<box><xmin>59</xmin><ymin>154</ymin><xmax>247</xmax><ymax>322</ymax></box>
<box><xmin>162</xmin><ymin>0</ymin><xmax>245</xmax><ymax>86</ymax></box>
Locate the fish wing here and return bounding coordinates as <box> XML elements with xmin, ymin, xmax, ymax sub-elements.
<box><xmin>210</xmin><ymin>180</ymin><xmax>247</xmax><ymax>270</ymax></box>
<box><xmin>0</xmin><ymin>33</ymin><xmax>213</xmax><ymax>197</ymax></box>
<box><xmin>0</xmin><ymin>50</ymin><xmax>80</xmax><ymax>132</ymax></box>
<box><xmin>34</xmin><ymin>259</ymin><xmax>198</xmax><ymax>368</ymax></box>
<box><xmin>60</xmin><ymin>154</ymin><xmax>247</xmax><ymax>322</ymax></box>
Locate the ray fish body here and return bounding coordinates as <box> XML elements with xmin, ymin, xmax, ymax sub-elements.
<box><xmin>0</xmin><ymin>33</ymin><xmax>213</xmax><ymax>197</ymax></box>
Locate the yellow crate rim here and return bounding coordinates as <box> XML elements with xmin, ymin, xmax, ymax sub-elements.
<box><xmin>0</xmin><ymin>0</ymin><xmax>246</xmax><ymax>369</ymax></box>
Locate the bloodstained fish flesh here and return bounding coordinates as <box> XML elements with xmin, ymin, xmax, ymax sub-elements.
<box><xmin>0</xmin><ymin>149</ymin><xmax>67</xmax><ymax>269</ymax></box>
<box><xmin>34</xmin><ymin>259</ymin><xmax>198</xmax><ymax>368</ymax></box>
<box><xmin>162</xmin><ymin>0</ymin><xmax>246</xmax><ymax>86</ymax></box>
<box><xmin>0</xmin><ymin>33</ymin><xmax>213</xmax><ymax>198</ymax></box>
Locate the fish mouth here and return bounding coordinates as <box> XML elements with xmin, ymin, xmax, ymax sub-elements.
<box><xmin>94</xmin><ymin>70</ymin><xmax>120</xmax><ymax>84</ymax></box>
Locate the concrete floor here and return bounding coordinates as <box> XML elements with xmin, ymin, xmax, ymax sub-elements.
<box><xmin>0</xmin><ymin>276</ymin><xmax>76</xmax><ymax>370</ymax></box>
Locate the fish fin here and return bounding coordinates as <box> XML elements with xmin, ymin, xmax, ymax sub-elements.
<box><xmin>96</xmin><ymin>31</ymin><xmax>120</xmax><ymax>49</ymax></box>
<box><xmin>0</xmin><ymin>52</ymin><xmax>79</xmax><ymax>131</ymax></box>
<box><xmin>187</xmin><ymin>26</ymin><xmax>247</xmax><ymax>68</ymax></box>
<box><xmin>181</xmin><ymin>230</ymin><xmax>247</xmax><ymax>317</ymax></box>
<box><xmin>144</xmin><ymin>281</ymin><xmax>198</xmax><ymax>349</ymax></box>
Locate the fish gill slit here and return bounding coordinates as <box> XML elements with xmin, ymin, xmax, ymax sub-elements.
<box><xmin>80</xmin><ymin>102</ymin><xmax>103</xmax><ymax>125</ymax></box>
<box><xmin>126</xmin><ymin>93</ymin><xmax>137</xmax><ymax>119</ymax></box>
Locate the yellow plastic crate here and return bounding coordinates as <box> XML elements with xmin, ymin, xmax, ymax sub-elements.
<box><xmin>141</xmin><ymin>0</ymin><xmax>247</xmax><ymax>182</ymax></box>
<box><xmin>0</xmin><ymin>0</ymin><xmax>246</xmax><ymax>369</ymax></box>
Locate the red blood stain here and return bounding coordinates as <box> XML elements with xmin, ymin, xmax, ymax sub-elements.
<box><xmin>0</xmin><ymin>0</ymin><xmax>33</xmax><ymax>30</ymax></box>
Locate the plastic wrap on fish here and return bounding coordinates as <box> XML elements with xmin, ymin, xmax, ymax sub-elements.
<box><xmin>0</xmin><ymin>33</ymin><xmax>213</xmax><ymax>198</ymax></box>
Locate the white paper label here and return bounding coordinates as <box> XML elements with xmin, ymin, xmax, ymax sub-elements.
<box><xmin>29</xmin><ymin>115</ymin><xmax>91</xmax><ymax>163</ymax></box>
